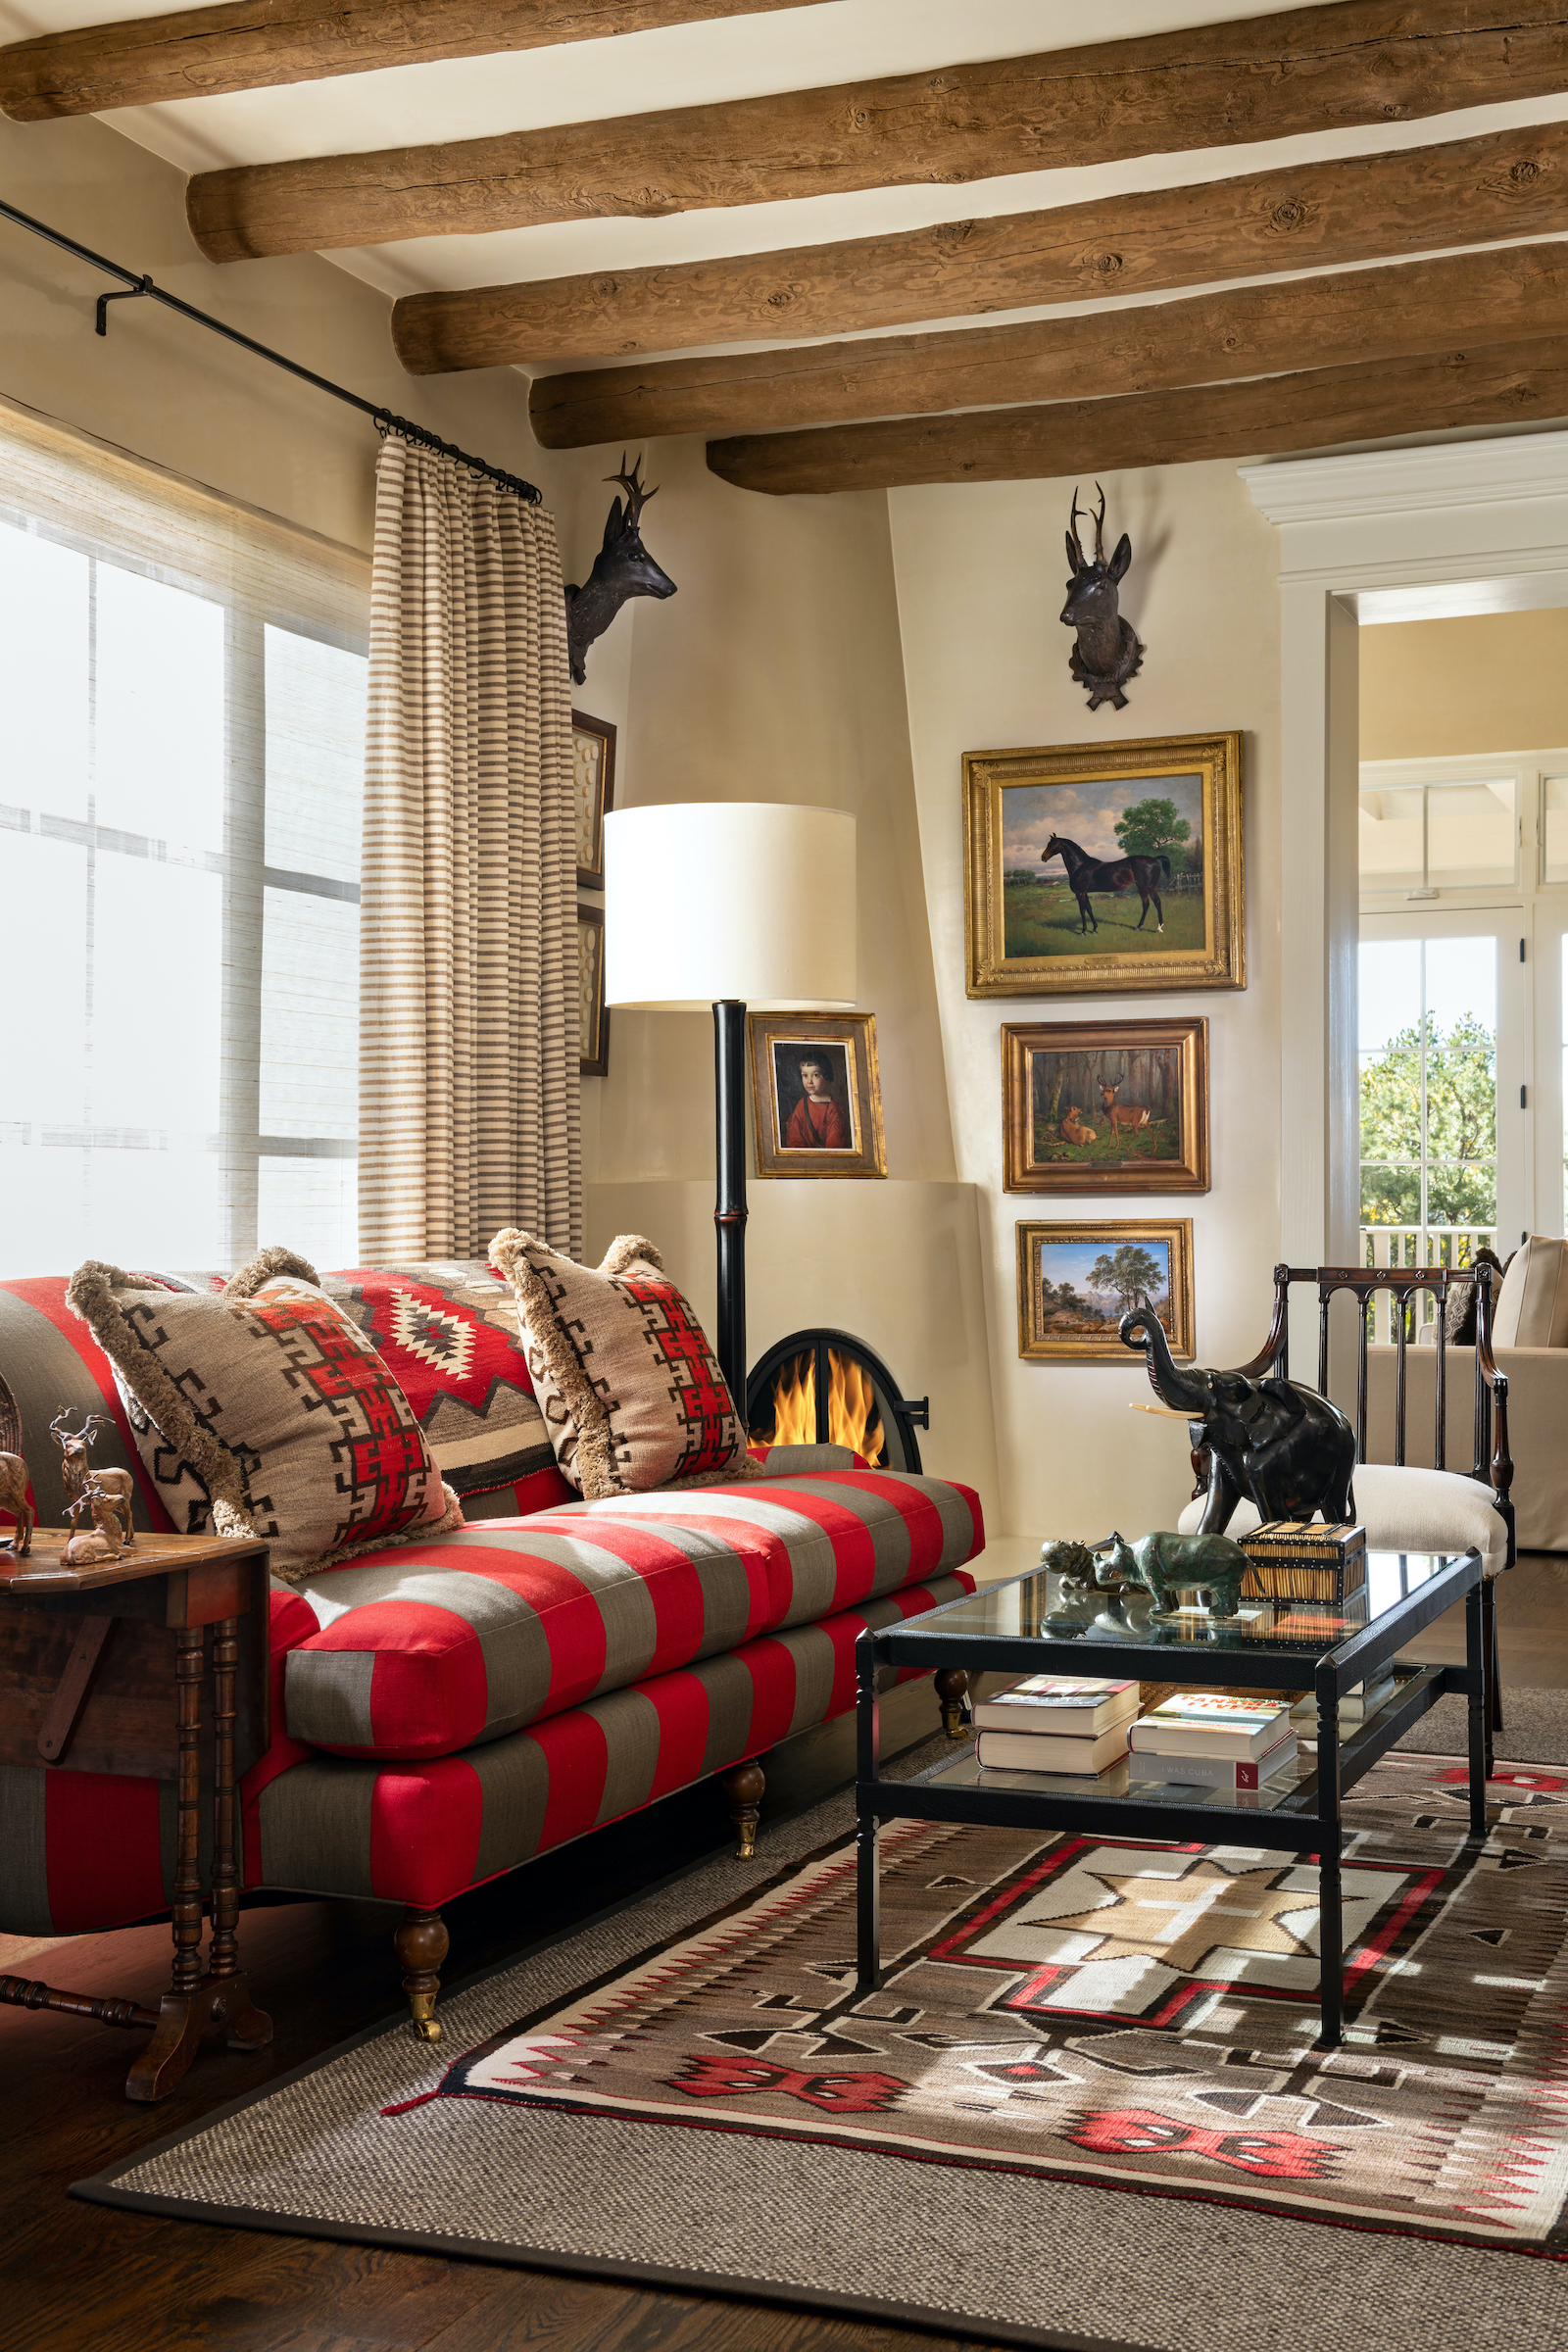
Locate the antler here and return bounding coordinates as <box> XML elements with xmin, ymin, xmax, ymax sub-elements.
<box><xmin>49</xmin><ymin>1407</ymin><xmax>83</xmax><ymax>1444</ymax></box>
<box><xmin>1092</xmin><ymin>481</ymin><xmax>1106</xmax><ymax>563</ymax></box>
<box><xmin>1067</xmin><ymin>486</ymin><xmax>1087</xmax><ymax>567</ymax></box>
<box><xmin>605</xmin><ymin>452</ymin><xmax>659</xmax><ymax>529</ymax></box>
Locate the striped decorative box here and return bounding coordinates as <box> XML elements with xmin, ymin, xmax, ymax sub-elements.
<box><xmin>1239</xmin><ymin>1520</ymin><xmax>1367</xmax><ymax>1603</ymax></box>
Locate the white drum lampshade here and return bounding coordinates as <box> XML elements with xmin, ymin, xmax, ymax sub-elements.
<box><xmin>604</xmin><ymin>803</ymin><xmax>856</xmax><ymax>1009</ymax></box>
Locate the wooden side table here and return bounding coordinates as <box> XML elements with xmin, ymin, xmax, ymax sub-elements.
<box><xmin>0</xmin><ymin>1531</ymin><xmax>273</xmax><ymax>2100</ymax></box>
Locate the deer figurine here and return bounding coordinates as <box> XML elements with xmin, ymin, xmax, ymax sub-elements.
<box><xmin>51</xmin><ymin>1410</ymin><xmax>136</xmax><ymax>1544</ymax></box>
<box><xmin>1060</xmin><ymin>483</ymin><xmax>1144</xmax><ymax>711</ymax></box>
<box><xmin>0</xmin><ymin>1371</ymin><xmax>30</xmax><ymax>1556</ymax></box>
<box><xmin>564</xmin><ymin>456</ymin><xmax>677</xmax><ymax>685</ymax></box>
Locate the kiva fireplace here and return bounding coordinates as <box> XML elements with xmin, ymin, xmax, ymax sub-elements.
<box><xmin>746</xmin><ymin>1331</ymin><xmax>929</xmax><ymax>1473</ymax></box>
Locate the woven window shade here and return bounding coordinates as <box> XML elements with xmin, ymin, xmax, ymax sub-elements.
<box><xmin>0</xmin><ymin>393</ymin><xmax>369</xmax><ymax>1277</ymax></box>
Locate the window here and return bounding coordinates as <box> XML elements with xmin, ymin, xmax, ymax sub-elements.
<box><xmin>0</xmin><ymin>402</ymin><xmax>368</xmax><ymax>1277</ymax></box>
<box><xmin>1358</xmin><ymin>775</ymin><xmax>1517</xmax><ymax>893</ymax></box>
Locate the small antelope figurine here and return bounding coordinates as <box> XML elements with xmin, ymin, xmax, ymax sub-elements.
<box><xmin>564</xmin><ymin>456</ymin><xmax>677</xmax><ymax>685</ymax></box>
<box><xmin>1060</xmin><ymin>483</ymin><xmax>1144</xmax><ymax>711</ymax></box>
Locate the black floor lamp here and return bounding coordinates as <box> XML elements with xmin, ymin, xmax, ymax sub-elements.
<box><xmin>602</xmin><ymin>802</ymin><xmax>858</xmax><ymax>1407</ymax></box>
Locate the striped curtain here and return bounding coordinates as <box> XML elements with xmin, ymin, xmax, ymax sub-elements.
<box><xmin>360</xmin><ymin>435</ymin><xmax>581</xmax><ymax>1261</ymax></box>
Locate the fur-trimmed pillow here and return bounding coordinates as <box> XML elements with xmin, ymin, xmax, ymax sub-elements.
<box><xmin>66</xmin><ymin>1247</ymin><xmax>461</xmax><ymax>1582</ymax></box>
<box><xmin>489</xmin><ymin>1229</ymin><xmax>761</xmax><ymax>1499</ymax></box>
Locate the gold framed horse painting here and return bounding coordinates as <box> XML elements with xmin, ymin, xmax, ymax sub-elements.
<box><xmin>963</xmin><ymin>732</ymin><xmax>1245</xmax><ymax>998</ymax></box>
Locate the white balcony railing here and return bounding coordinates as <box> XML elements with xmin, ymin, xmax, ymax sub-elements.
<box><xmin>1359</xmin><ymin>1223</ymin><xmax>1499</xmax><ymax>1343</ymax></box>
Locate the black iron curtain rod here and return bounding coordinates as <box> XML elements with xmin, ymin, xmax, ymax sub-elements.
<box><xmin>0</xmin><ymin>196</ymin><xmax>542</xmax><ymax>504</ymax></box>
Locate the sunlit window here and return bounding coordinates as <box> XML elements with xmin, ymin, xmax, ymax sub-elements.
<box><xmin>0</xmin><ymin>419</ymin><xmax>367</xmax><ymax>1277</ymax></box>
<box><xmin>1359</xmin><ymin>935</ymin><xmax>1498</xmax><ymax>1283</ymax></box>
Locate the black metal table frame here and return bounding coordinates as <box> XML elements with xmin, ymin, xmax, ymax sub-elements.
<box><xmin>856</xmin><ymin>1549</ymin><xmax>1492</xmax><ymax>2048</ymax></box>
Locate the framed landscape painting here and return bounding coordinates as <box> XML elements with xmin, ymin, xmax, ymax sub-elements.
<box><xmin>963</xmin><ymin>731</ymin><xmax>1244</xmax><ymax>998</ymax></box>
<box><xmin>1003</xmin><ymin>1017</ymin><xmax>1209</xmax><ymax>1195</ymax></box>
<box><xmin>578</xmin><ymin>905</ymin><xmax>609</xmax><ymax>1077</ymax></box>
<box><xmin>1016</xmin><ymin>1218</ymin><xmax>1195</xmax><ymax>1364</ymax></box>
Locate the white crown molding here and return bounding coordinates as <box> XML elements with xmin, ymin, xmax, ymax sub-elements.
<box><xmin>1240</xmin><ymin>429</ymin><xmax>1568</xmax><ymax>526</ymax></box>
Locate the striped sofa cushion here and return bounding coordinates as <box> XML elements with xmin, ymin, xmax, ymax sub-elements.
<box><xmin>280</xmin><ymin>1471</ymin><xmax>983</xmax><ymax>1761</ymax></box>
<box><xmin>248</xmin><ymin>1572</ymin><xmax>975</xmax><ymax>1913</ymax></box>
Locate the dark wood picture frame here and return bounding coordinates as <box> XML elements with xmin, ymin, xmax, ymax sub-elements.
<box><xmin>748</xmin><ymin>1011</ymin><xmax>886</xmax><ymax>1179</ymax></box>
<box><xmin>572</xmin><ymin>709</ymin><xmax>616</xmax><ymax>891</ymax></box>
<box><xmin>963</xmin><ymin>730</ymin><xmax>1245</xmax><ymax>998</ymax></box>
<box><xmin>1016</xmin><ymin>1217</ymin><xmax>1196</xmax><ymax>1363</ymax></box>
<box><xmin>578</xmin><ymin>905</ymin><xmax>609</xmax><ymax>1077</ymax></box>
<box><xmin>1003</xmin><ymin>1017</ymin><xmax>1210</xmax><ymax>1195</ymax></box>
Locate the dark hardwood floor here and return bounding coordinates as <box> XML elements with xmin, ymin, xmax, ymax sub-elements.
<box><xmin>6</xmin><ymin>1567</ymin><xmax>1566</xmax><ymax>2352</ymax></box>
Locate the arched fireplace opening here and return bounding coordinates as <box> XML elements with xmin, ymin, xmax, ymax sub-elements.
<box><xmin>746</xmin><ymin>1330</ymin><xmax>928</xmax><ymax>1474</ymax></box>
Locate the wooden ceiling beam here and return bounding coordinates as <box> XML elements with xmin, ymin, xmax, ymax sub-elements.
<box><xmin>185</xmin><ymin>0</ymin><xmax>1568</xmax><ymax>264</ymax></box>
<box><xmin>394</xmin><ymin>121</ymin><xmax>1568</xmax><ymax>372</ymax></box>
<box><xmin>706</xmin><ymin>336</ymin><xmax>1568</xmax><ymax>496</ymax></box>
<box><xmin>527</xmin><ymin>243</ymin><xmax>1568</xmax><ymax>446</ymax></box>
<box><xmin>0</xmin><ymin>1</ymin><xmax>821</xmax><ymax>122</ymax></box>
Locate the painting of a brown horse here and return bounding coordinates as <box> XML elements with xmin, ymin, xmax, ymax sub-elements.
<box><xmin>1042</xmin><ymin>833</ymin><xmax>1169</xmax><ymax>934</ymax></box>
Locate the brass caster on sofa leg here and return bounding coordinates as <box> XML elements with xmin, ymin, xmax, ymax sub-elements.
<box><xmin>394</xmin><ymin>1906</ymin><xmax>448</xmax><ymax>2045</ymax></box>
<box><xmin>722</xmin><ymin>1759</ymin><xmax>765</xmax><ymax>1860</ymax></box>
<box><xmin>935</xmin><ymin>1668</ymin><xmax>970</xmax><ymax>1740</ymax></box>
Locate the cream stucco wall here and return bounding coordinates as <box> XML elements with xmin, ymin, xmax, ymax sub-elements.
<box><xmin>888</xmin><ymin>462</ymin><xmax>1285</xmax><ymax>1545</ymax></box>
<box><xmin>1360</xmin><ymin>610</ymin><xmax>1568</xmax><ymax>760</ymax></box>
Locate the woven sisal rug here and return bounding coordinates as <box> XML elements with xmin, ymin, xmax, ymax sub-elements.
<box><xmin>78</xmin><ymin>1743</ymin><xmax>1568</xmax><ymax>2352</ymax></box>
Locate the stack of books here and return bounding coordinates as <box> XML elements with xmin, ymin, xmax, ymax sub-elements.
<box><xmin>973</xmin><ymin>1674</ymin><xmax>1140</xmax><ymax>1776</ymax></box>
<box><xmin>1240</xmin><ymin>1520</ymin><xmax>1367</xmax><ymax>1605</ymax></box>
<box><xmin>1127</xmin><ymin>1691</ymin><xmax>1298</xmax><ymax>1789</ymax></box>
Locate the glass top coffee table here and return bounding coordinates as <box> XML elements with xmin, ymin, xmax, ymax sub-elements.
<box><xmin>855</xmin><ymin>1547</ymin><xmax>1493</xmax><ymax>2047</ymax></box>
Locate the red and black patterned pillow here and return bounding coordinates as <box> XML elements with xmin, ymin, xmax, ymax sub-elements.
<box><xmin>489</xmin><ymin>1229</ymin><xmax>760</xmax><ymax>1499</ymax></box>
<box><xmin>315</xmin><ymin>1263</ymin><xmax>572</xmax><ymax>1517</ymax></box>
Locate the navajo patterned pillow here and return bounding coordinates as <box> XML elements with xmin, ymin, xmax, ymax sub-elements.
<box><xmin>66</xmin><ymin>1252</ymin><xmax>460</xmax><ymax>1581</ymax></box>
<box><xmin>490</xmin><ymin>1229</ymin><xmax>760</xmax><ymax>1499</ymax></box>
<box><xmin>315</xmin><ymin>1262</ymin><xmax>573</xmax><ymax>1517</ymax></box>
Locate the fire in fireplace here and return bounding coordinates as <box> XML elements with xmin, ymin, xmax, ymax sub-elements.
<box><xmin>746</xmin><ymin>1329</ymin><xmax>928</xmax><ymax>1473</ymax></box>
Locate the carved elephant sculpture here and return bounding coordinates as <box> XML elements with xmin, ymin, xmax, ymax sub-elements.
<box><xmin>1119</xmin><ymin>1307</ymin><xmax>1356</xmax><ymax>1537</ymax></box>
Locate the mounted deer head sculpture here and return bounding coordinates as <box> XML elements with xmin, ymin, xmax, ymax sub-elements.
<box><xmin>564</xmin><ymin>455</ymin><xmax>677</xmax><ymax>685</ymax></box>
<box><xmin>1060</xmin><ymin>483</ymin><xmax>1144</xmax><ymax>712</ymax></box>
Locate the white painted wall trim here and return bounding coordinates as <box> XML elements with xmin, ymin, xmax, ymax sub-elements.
<box><xmin>1242</xmin><ymin>427</ymin><xmax>1568</xmax><ymax>1289</ymax></box>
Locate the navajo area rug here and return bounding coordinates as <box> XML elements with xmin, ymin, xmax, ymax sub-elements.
<box><xmin>78</xmin><ymin>1743</ymin><xmax>1568</xmax><ymax>2352</ymax></box>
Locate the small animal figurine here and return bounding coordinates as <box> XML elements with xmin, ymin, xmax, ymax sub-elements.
<box><xmin>1060</xmin><ymin>1105</ymin><xmax>1098</xmax><ymax>1147</ymax></box>
<box><xmin>564</xmin><ymin>456</ymin><xmax>677</xmax><ymax>684</ymax></box>
<box><xmin>62</xmin><ymin>1481</ymin><xmax>129</xmax><ymax>1566</ymax></box>
<box><xmin>1060</xmin><ymin>482</ymin><xmax>1144</xmax><ymax>711</ymax></box>
<box><xmin>0</xmin><ymin>1371</ymin><xmax>30</xmax><ymax>1555</ymax></box>
<box><xmin>51</xmin><ymin>1409</ymin><xmax>136</xmax><ymax>1544</ymax></box>
<box><xmin>1097</xmin><ymin>1528</ymin><xmax>1250</xmax><ymax>1623</ymax></box>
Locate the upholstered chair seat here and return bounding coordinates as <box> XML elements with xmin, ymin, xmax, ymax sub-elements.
<box><xmin>1177</xmin><ymin>1459</ymin><xmax>1508</xmax><ymax>1576</ymax></box>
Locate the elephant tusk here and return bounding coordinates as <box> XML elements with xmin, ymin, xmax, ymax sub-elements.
<box><xmin>1127</xmin><ymin>1401</ymin><xmax>1194</xmax><ymax>1420</ymax></box>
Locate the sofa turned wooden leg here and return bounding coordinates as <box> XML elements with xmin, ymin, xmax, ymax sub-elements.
<box><xmin>935</xmin><ymin>1668</ymin><xmax>970</xmax><ymax>1740</ymax></box>
<box><xmin>393</xmin><ymin>1907</ymin><xmax>448</xmax><ymax>2043</ymax></box>
<box><xmin>722</xmin><ymin>1759</ymin><xmax>766</xmax><ymax>1860</ymax></box>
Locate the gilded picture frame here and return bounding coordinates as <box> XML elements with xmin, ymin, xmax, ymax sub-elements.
<box><xmin>578</xmin><ymin>905</ymin><xmax>609</xmax><ymax>1077</ymax></box>
<box><xmin>963</xmin><ymin>731</ymin><xmax>1244</xmax><ymax>998</ymax></box>
<box><xmin>1003</xmin><ymin>1017</ymin><xmax>1209</xmax><ymax>1195</ymax></box>
<box><xmin>749</xmin><ymin>1012</ymin><xmax>886</xmax><ymax>1179</ymax></box>
<box><xmin>572</xmin><ymin>709</ymin><xmax>616</xmax><ymax>891</ymax></box>
<box><xmin>1016</xmin><ymin>1217</ymin><xmax>1195</xmax><ymax>1364</ymax></box>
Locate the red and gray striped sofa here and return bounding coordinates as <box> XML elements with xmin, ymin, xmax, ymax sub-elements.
<box><xmin>0</xmin><ymin>1261</ymin><xmax>983</xmax><ymax>2040</ymax></box>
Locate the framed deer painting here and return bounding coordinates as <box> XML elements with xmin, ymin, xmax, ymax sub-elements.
<box><xmin>963</xmin><ymin>731</ymin><xmax>1244</xmax><ymax>998</ymax></box>
<box><xmin>1004</xmin><ymin>1017</ymin><xmax>1209</xmax><ymax>1195</ymax></box>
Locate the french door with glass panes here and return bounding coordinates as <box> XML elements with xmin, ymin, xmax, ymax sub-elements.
<box><xmin>1358</xmin><ymin>911</ymin><xmax>1528</xmax><ymax>1331</ymax></box>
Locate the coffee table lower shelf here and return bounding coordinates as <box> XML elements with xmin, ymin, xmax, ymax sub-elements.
<box><xmin>857</xmin><ymin>1640</ymin><xmax>1491</xmax><ymax>2050</ymax></box>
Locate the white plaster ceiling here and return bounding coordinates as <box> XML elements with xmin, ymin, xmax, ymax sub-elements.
<box><xmin>6</xmin><ymin>0</ymin><xmax>1568</xmax><ymax>376</ymax></box>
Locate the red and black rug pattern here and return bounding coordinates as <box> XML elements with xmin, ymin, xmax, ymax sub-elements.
<box><xmin>390</xmin><ymin>1752</ymin><xmax>1568</xmax><ymax>2252</ymax></box>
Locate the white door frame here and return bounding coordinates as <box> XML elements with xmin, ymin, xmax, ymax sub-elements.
<box><xmin>1243</xmin><ymin>431</ymin><xmax>1568</xmax><ymax>1305</ymax></box>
